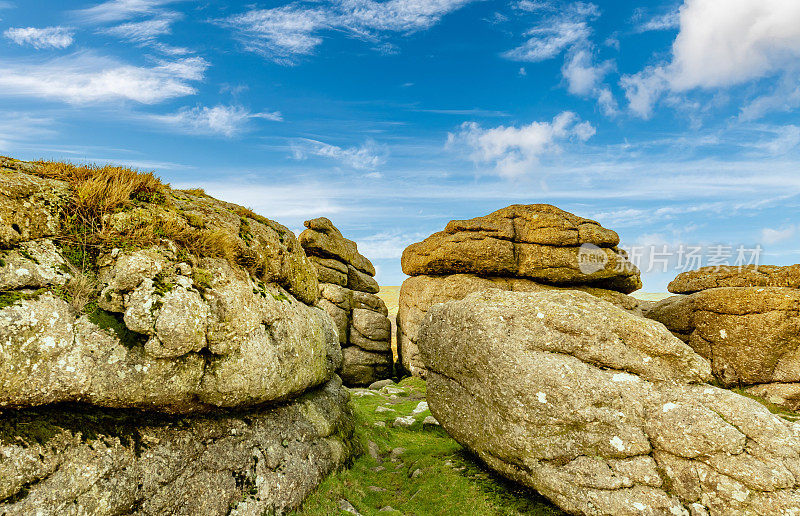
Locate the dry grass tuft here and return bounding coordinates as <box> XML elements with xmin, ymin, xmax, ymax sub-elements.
<box><xmin>24</xmin><ymin>158</ymin><xmax>274</xmax><ymax>283</ymax></box>
<box><xmin>35</xmin><ymin>160</ymin><xmax>166</xmax><ymax>234</ymax></box>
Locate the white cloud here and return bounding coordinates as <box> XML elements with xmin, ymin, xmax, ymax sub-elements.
<box><xmin>503</xmin><ymin>21</ymin><xmax>590</xmax><ymax>62</ymax></box>
<box><xmin>754</xmin><ymin>125</ymin><xmax>800</xmax><ymax>155</ymax></box>
<box><xmin>174</xmin><ymin>181</ymin><xmax>346</xmax><ymax>228</ymax></box>
<box><xmin>739</xmin><ymin>74</ymin><xmax>800</xmax><ymax>121</ymax></box>
<box><xmin>762</xmin><ymin>225</ymin><xmax>796</xmax><ymax>244</ymax></box>
<box><xmin>620</xmin><ymin>66</ymin><xmax>669</xmax><ymax>119</ymax></box>
<box><xmin>150</xmin><ymin>104</ymin><xmax>282</xmax><ymax>137</ymax></box>
<box><xmin>4</xmin><ymin>26</ymin><xmax>75</xmax><ymax>49</ymax></box>
<box><xmin>670</xmin><ymin>0</ymin><xmax>800</xmax><ymax>90</ymax></box>
<box><xmin>101</xmin><ymin>14</ymin><xmax>176</xmax><ymax>43</ymax></box>
<box><xmin>292</xmin><ymin>138</ymin><xmax>387</xmax><ymax>170</ymax></box>
<box><xmin>223</xmin><ymin>0</ymin><xmax>475</xmax><ymax>64</ymax></box>
<box><xmin>623</xmin><ymin>0</ymin><xmax>800</xmax><ymax>118</ymax></box>
<box><xmin>562</xmin><ymin>49</ymin><xmax>612</xmax><ymax>96</ymax></box>
<box><xmin>448</xmin><ymin>111</ymin><xmax>596</xmax><ymax>178</ymax></box>
<box><xmin>503</xmin><ymin>3</ymin><xmax>618</xmax><ymax>115</ymax></box>
<box><xmin>0</xmin><ymin>52</ymin><xmax>208</xmax><ymax>104</ymax></box>
<box><xmin>356</xmin><ymin>231</ymin><xmax>428</xmax><ymax>259</ymax></box>
<box><xmin>596</xmin><ymin>87</ymin><xmax>618</xmax><ymax>116</ymax></box>
<box><xmin>634</xmin><ymin>10</ymin><xmax>679</xmax><ymax>33</ymax></box>
<box><xmin>73</xmin><ymin>0</ymin><xmax>181</xmax><ymax>23</ymax></box>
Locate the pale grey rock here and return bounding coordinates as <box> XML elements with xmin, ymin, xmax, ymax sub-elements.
<box><xmin>0</xmin><ymin>378</ymin><xmax>355</xmax><ymax>516</ymax></box>
<box><xmin>339</xmin><ymin>346</ymin><xmax>392</xmax><ymax>386</ymax></box>
<box><xmin>352</xmin><ymin>308</ymin><xmax>391</xmax><ymax>342</ymax></box>
<box><xmin>349</xmin><ymin>326</ymin><xmax>391</xmax><ymax>353</ymax></box>
<box><xmin>368</xmin><ymin>379</ymin><xmax>394</xmax><ymax>390</ymax></box>
<box><xmin>419</xmin><ymin>289</ymin><xmax>800</xmax><ymax>516</ymax></box>
<box><xmin>397</xmin><ymin>273</ymin><xmax>643</xmax><ymax>378</ymax></box>
<box><xmin>0</xmin><ymin>251</ymin><xmax>341</xmax><ymax>413</ymax></box>
<box><xmin>0</xmin><ymin>240</ymin><xmax>70</xmax><ymax>291</ymax></box>
<box><xmin>319</xmin><ymin>297</ymin><xmax>349</xmax><ymax>346</ymax></box>
<box><xmin>0</xmin><ymin>168</ymin><xmax>69</xmax><ymax>247</ymax></box>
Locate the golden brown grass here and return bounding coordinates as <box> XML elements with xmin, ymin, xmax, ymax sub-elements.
<box><xmin>22</xmin><ymin>159</ymin><xmax>273</xmax><ymax>283</ymax></box>
<box><xmin>34</xmin><ymin>160</ymin><xmax>166</xmax><ymax>234</ymax></box>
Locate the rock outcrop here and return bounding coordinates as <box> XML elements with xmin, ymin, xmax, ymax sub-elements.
<box><xmin>299</xmin><ymin>218</ymin><xmax>392</xmax><ymax>385</ymax></box>
<box><xmin>0</xmin><ymin>378</ymin><xmax>354</xmax><ymax>515</ymax></box>
<box><xmin>0</xmin><ymin>157</ymin><xmax>356</xmax><ymax>513</ymax></box>
<box><xmin>647</xmin><ymin>265</ymin><xmax>800</xmax><ymax>412</ymax></box>
<box><xmin>419</xmin><ymin>289</ymin><xmax>800</xmax><ymax>515</ymax></box>
<box><xmin>397</xmin><ymin>204</ymin><xmax>642</xmax><ymax>376</ymax></box>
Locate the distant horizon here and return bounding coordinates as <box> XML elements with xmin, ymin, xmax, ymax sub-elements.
<box><xmin>1</xmin><ymin>0</ymin><xmax>799</xmax><ymax>291</ymax></box>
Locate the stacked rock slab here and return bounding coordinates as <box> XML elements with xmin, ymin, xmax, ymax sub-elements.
<box><xmin>397</xmin><ymin>204</ymin><xmax>642</xmax><ymax>376</ymax></box>
<box><xmin>419</xmin><ymin>289</ymin><xmax>800</xmax><ymax>515</ymax></box>
<box><xmin>647</xmin><ymin>264</ymin><xmax>800</xmax><ymax>412</ymax></box>
<box><xmin>299</xmin><ymin>217</ymin><xmax>392</xmax><ymax>386</ymax></box>
<box><xmin>0</xmin><ymin>157</ymin><xmax>355</xmax><ymax>514</ymax></box>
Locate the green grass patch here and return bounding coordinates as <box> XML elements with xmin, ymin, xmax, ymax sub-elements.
<box><xmin>87</xmin><ymin>307</ymin><xmax>147</xmax><ymax>349</ymax></box>
<box><xmin>292</xmin><ymin>377</ymin><xmax>564</xmax><ymax>516</ymax></box>
<box><xmin>0</xmin><ymin>288</ymin><xmax>47</xmax><ymax>309</ymax></box>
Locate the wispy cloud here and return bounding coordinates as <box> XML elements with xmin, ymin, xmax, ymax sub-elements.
<box><xmin>291</xmin><ymin>138</ymin><xmax>387</xmax><ymax>170</ymax></box>
<box><xmin>632</xmin><ymin>7</ymin><xmax>679</xmax><ymax>33</ymax></box>
<box><xmin>447</xmin><ymin>111</ymin><xmax>595</xmax><ymax>178</ymax></box>
<box><xmin>73</xmin><ymin>0</ymin><xmax>182</xmax><ymax>24</ymax></box>
<box><xmin>622</xmin><ymin>0</ymin><xmax>800</xmax><ymax>119</ymax></box>
<box><xmin>503</xmin><ymin>2</ymin><xmax>616</xmax><ymax>115</ymax></box>
<box><xmin>4</xmin><ymin>26</ymin><xmax>75</xmax><ymax>49</ymax></box>
<box><xmin>100</xmin><ymin>13</ymin><xmax>177</xmax><ymax>43</ymax></box>
<box><xmin>0</xmin><ymin>52</ymin><xmax>208</xmax><ymax>104</ymax></box>
<box><xmin>0</xmin><ymin>113</ymin><xmax>57</xmax><ymax>152</ymax></box>
<box><xmin>222</xmin><ymin>0</ymin><xmax>476</xmax><ymax>64</ymax></box>
<box><xmin>762</xmin><ymin>225</ymin><xmax>796</xmax><ymax>245</ymax></box>
<box><xmin>150</xmin><ymin>104</ymin><xmax>282</xmax><ymax>137</ymax></box>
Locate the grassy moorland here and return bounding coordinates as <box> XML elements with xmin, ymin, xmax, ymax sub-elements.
<box><xmin>291</xmin><ymin>377</ymin><xmax>564</xmax><ymax>516</ymax></box>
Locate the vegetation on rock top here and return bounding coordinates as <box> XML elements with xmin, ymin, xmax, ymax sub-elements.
<box><xmin>0</xmin><ymin>156</ymin><xmax>318</xmax><ymax>305</ymax></box>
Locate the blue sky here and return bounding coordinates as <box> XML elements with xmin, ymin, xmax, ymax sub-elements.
<box><xmin>1</xmin><ymin>0</ymin><xmax>799</xmax><ymax>290</ymax></box>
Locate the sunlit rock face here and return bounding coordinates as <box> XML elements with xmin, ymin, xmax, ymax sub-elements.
<box><xmin>300</xmin><ymin>217</ymin><xmax>393</xmax><ymax>386</ymax></box>
<box><xmin>649</xmin><ymin>265</ymin><xmax>800</xmax><ymax>412</ymax></box>
<box><xmin>397</xmin><ymin>204</ymin><xmax>642</xmax><ymax>377</ymax></box>
<box><xmin>0</xmin><ymin>156</ymin><xmax>356</xmax><ymax>514</ymax></box>
<box><xmin>419</xmin><ymin>289</ymin><xmax>800</xmax><ymax>516</ymax></box>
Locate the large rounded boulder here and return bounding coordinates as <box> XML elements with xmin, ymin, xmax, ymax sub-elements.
<box><xmin>419</xmin><ymin>289</ymin><xmax>800</xmax><ymax>515</ymax></box>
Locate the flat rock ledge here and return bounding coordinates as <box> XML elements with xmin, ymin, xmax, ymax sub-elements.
<box><xmin>0</xmin><ymin>378</ymin><xmax>355</xmax><ymax>516</ymax></box>
<box><xmin>420</xmin><ymin>289</ymin><xmax>800</xmax><ymax>516</ymax></box>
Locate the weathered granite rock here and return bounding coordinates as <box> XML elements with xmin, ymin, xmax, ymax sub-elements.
<box><xmin>0</xmin><ymin>249</ymin><xmax>341</xmax><ymax>413</ymax></box>
<box><xmin>0</xmin><ymin>240</ymin><xmax>71</xmax><ymax>291</ymax></box>
<box><xmin>300</xmin><ymin>218</ymin><xmax>392</xmax><ymax>386</ymax></box>
<box><xmin>340</xmin><ymin>346</ymin><xmax>392</xmax><ymax>386</ymax></box>
<box><xmin>0</xmin><ymin>377</ymin><xmax>355</xmax><ymax>516</ymax></box>
<box><xmin>0</xmin><ymin>156</ymin><xmax>357</xmax><ymax>513</ymax></box>
<box><xmin>0</xmin><ymin>164</ymin><xmax>69</xmax><ymax>248</ymax></box>
<box><xmin>397</xmin><ymin>205</ymin><xmax>642</xmax><ymax>377</ymax></box>
<box><xmin>419</xmin><ymin>289</ymin><xmax>800</xmax><ymax>515</ymax></box>
<box><xmin>401</xmin><ymin>204</ymin><xmax>641</xmax><ymax>293</ymax></box>
<box><xmin>668</xmin><ymin>265</ymin><xmax>800</xmax><ymax>294</ymax></box>
<box><xmin>299</xmin><ymin>217</ymin><xmax>375</xmax><ymax>276</ymax></box>
<box><xmin>397</xmin><ymin>273</ymin><xmax>642</xmax><ymax>377</ymax></box>
<box><xmin>647</xmin><ymin>283</ymin><xmax>800</xmax><ymax>413</ymax></box>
